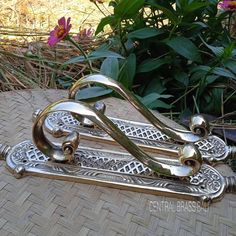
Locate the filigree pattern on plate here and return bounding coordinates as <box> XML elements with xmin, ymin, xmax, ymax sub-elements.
<box><xmin>44</xmin><ymin>111</ymin><xmax>231</xmax><ymax>163</ymax></box>
<box><xmin>5</xmin><ymin>140</ymin><xmax>229</xmax><ymax>207</ymax></box>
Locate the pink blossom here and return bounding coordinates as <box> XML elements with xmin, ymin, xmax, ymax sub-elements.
<box><xmin>73</xmin><ymin>28</ymin><xmax>94</xmax><ymax>42</ymax></box>
<box><xmin>219</xmin><ymin>0</ymin><xmax>236</xmax><ymax>11</ymax></box>
<box><xmin>48</xmin><ymin>17</ymin><xmax>72</xmax><ymax>46</ymax></box>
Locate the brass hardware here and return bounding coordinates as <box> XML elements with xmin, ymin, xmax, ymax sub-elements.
<box><xmin>94</xmin><ymin>101</ymin><xmax>106</xmax><ymax>114</ymax></box>
<box><xmin>178</xmin><ymin>144</ymin><xmax>202</xmax><ymax>170</ymax></box>
<box><xmin>32</xmin><ymin>109</ymin><xmax>42</xmax><ymax>122</ymax></box>
<box><xmin>42</xmin><ymin>110</ymin><xmax>236</xmax><ymax>165</ymax></box>
<box><xmin>69</xmin><ymin>74</ymin><xmax>210</xmax><ymax>143</ymax></box>
<box><xmin>32</xmin><ymin>99</ymin><xmax>203</xmax><ymax>177</ymax></box>
<box><xmin>2</xmin><ymin>73</ymin><xmax>234</xmax><ymax>205</ymax></box>
<box><xmin>62</xmin><ymin>131</ymin><xmax>80</xmax><ymax>162</ymax></box>
<box><xmin>0</xmin><ymin>144</ymin><xmax>11</xmax><ymax>160</ymax></box>
<box><xmin>189</xmin><ymin>114</ymin><xmax>210</xmax><ymax>138</ymax></box>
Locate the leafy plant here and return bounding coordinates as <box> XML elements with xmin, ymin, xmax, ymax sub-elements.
<box><xmin>86</xmin><ymin>0</ymin><xmax>236</xmax><ymax>116</ymax></box>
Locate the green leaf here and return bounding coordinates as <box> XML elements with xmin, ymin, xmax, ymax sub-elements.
<box><xmin>114</xmin><ymin>0</ymin><xmax>144</xmax><ymax>19</ymax></box>
<box><xmin>191</xmin><ymin>71</ymin><xmax>206</xmax><ymax>84</ymax></box>
<box><xmin>174</xmin><ymin>72</ymin><xmax>189</xmax><ymax>86</ymax></box>
<box><xmin>200</xmin><ymin>37</ymin><xmax>224</xmax><ymax>57</ymax></box>
<box><xmin>184</xmin><ymin>2</ymin><xmax>209</xmax><ymax>13</ymax></box>
<box><xmin>138</xmin><ymin>58</ymin><xmax>169</xmax><ymax>73</ymax></box>
<box><xmin>75</xmin><ymin>87</ymin><xmax>112</xmax><ymax>100</ymax></box>
<box><xmin>126</xmin><ymin>53</ymin><xmax>136</xmax><ymax>84</ymax></box>
<box><xmin>63</xmin><ymin>56</ymin><xmax>86</xmax><ymax>64</ymax></box>
<box><xmin>109</xmin><ymin>1</ymin><xmax>118</xmax><ymax>8</ymax></box>
<box><xmin>232</xmin><ymin>49</ymin><xmax>236</xmax><ymax>57</ymax></box>
<box><xmin>212</xmin><ymin>67</ymin><xmax>236</xmax><ymax>80</ymax></box>
<box><xmin>143</xmin><ymin>77</ymin><xmax>166</xmax><ymax>95</ymax></box>
<box><xmin>146</xmin><ymin>0</ymin><xmax>178</xmax><ymax>23</ymax></box>
<box><xmin>148</xmin><ymin>100</ymin><xmax>172</xmax><ymax>109</ymax></box>
<box><xmin>207</xmin><ymin>45</ymin><xmax>224</xmax><ymax>57</ymax></box>
<box><xmin>137</xmin><ymin>93</ymin><xmax>172</xmax><ymax>107</ymax></box>
<box><xmin>205</xmin><ymin>75</ymin><xmax>219</xmax><ymax>85</ymax></box>
<box><xmin>200</xmin><ymin>88</ymin><xmax>223</xmax><ymax>114</ymax></box>
<box><xmin>95</xmin><ymin>16</ymin><xmax>117</xmax><ymax>35</ymax></box>
<box><xmin>166</xmin><ymin>37</ymin><xmax>201</xmax><ymax>63</ymax></box>
<box><xmin>118</xmin><ymin>53</ymin><xmax>136</xmax><ymax>89</ymax></box>
<box><xmin>190</xmin><ymin>65</ymin><xmax>211</xmax><ymax>73</ymax></box>
<box><xmin>128</xmin><ymin>27</ymin><xmax>164</xmax><ymax>39</ymax></box>
<box><xmin>56</xmin><ymin>76</ymin><xmax>73</xmax><ymax>89</ymax></box>
<box><xmin>89</xmin><ymin>50</ymin><xmax>124</xmax><ymax>60</ymax></box>
<box><xmin>63</xmin><ymin>50</ymin><xmax>124</xmax><ymax>65</ymax></box>
<box><xmin>192</xmin><ymin>22</ymin><xmax>208</xmax><ymax>28</ymax></box>
<box><xmin>224</xmin><ymin>59</ymin><xmax>236</xmax><ymax>74</ymax></box>
<box><xmin>100</xmin><ymin>57</ymin><xmax>119</xmax><ymax>80</ymax></box>
<box><xmin>191</xmin><ymin>65</ymin><xmax>236</xmax><ymax>80</ymax></box>
<box><xmin>223</xmin><ymin>43</ymin><xmax>235</xmax><ymax>58</ymax></box>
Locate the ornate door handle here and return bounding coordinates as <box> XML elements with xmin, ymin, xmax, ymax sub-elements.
<box><xmin>68</xmin><ymin>74</ymin><xmax>210</xmax><ymax>143</ymax></box>
<box><xmin>35</xmin><ymin>74</ymin><xmax>232</xmax><ymax>167</ymax></box>
<box><xmin>32</xmin><ymin>99</ymin><xmax>203</xmax><ymax>177</ymax></box>
<box><xmin>39</xmin><ymin>109</ymin><xmax>236</xmax><ymax>165</ymax></box>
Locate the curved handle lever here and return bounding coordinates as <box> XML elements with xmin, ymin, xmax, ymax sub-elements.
<box><xmin>32</xmin><ymin>99</ymin><xmax>202</xmax><ymax>177</ymax></box>
<box><xmin>69</xmin><ymin>74</ymin><xmax>210</xmax><ymax>143</ymax></box>
<box><xmin>38</xmin><ymin>109</ymin><xmax>236</xmax><ymax>165</ymax></box>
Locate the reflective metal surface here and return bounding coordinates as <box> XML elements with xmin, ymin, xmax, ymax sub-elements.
<box><xmin>32</xmin><ymin>99</ymin><xmax>202</xmax><ymax>177</ymax></box>
<box><xmin>3</xmin><ymin>140</ymin><xmax>236</xmax><ymax>208</ymax></box>
<box><xmin>42</xmin><ymin>110</ymin><xmax>236</xmax><ymax>165</ymax></box>
<box><xmin>69</xmin><ymin>74</ymin><xmax>210</xmax><ymax>143</ymax></box>
<box><xmin>1</xmin><ymin>74</ymin><xmax>234</xmax><ymax>205</ymax></box>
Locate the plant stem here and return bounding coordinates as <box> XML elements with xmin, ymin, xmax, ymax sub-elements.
<box><xmin>118</xmin><ymin>20</ymin><xmax>128</xmax><ymax>56</ymax></box>
<box><xmin>224</xmin><ymin>90</ymin><xmax>236</xmax><ymax>104</ymax></box>
<box><xmin>168</xmin><ymin>24</ymin><xmax>177</xmax><ymax>39</ymax></box>
<box><xmin>67</xmin><ymin>36</ymin><xmax>94</xmax><ymax>73</ymax></box>
<box><xmin>192</xmin><ymin>95</ymin><xmax>200</xmax><ymax>114</ymax></box>
<box><xmin>94</xmin><ymin>2</ymin><xmax>107</xmax><ymax>17</ymax></box>
<box><xmin>170</xmin><ymin>84</ymin><xmax>199</xmax><ymax>106</ymax></box>
<box><xmin>228</xmin><ymin>12</ymin><xmax>233</xmax><ymax>32</ymax></box>
<box><xmin>102</xmin><ymin>3</ymin><xmax>111</xmax><ymax>15</ymax></box>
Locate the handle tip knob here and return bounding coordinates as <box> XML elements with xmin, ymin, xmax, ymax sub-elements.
<box><xmin>62</xmin><ymin>131</ymin><xmax>80</xmax><ymax>162</ymax></box>
<box><xmin>32</xmin><ymin>109</ymin><xmax>42</xmax><ymax>122</ymax></box>
<box><xmin>178</xmin><ymin>144</ymin><xmax>202</xmax><ymax>173</ymax></box>
<box><xmin>189</xmin><ymin>114</ymin><xmax>210</xmax><ymax>138</ymax></box>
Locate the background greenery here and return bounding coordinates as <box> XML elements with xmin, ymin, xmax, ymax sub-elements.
<box><xmin>1</xmin><ymin>0</ymin><xmax>236</xmax><ymax>121</ymax></box>
<box><xmin>66</xmin><ymin>0</ymin><xmax>236</xmax><ymax>119</ymax></box>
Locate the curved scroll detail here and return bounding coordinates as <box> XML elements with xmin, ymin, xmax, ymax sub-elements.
<box><xmin>32</xmin><ymin>99</ymin><xmax>202</xmax><ymax>177</ymax></box>
<box><xmin>69</xmin><ymin>74</ymin><xmax>209</xmax><ymax>143</ymax></box>
<box><xmin>42</xmin><ymin>111</ymin><xmax>235</xmax><ymax>164</ymax></box>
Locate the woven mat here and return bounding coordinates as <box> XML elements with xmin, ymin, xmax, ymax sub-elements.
<box><xmin>0</xmin><ymin>89</ymin><xmax>235</xmax><ymax>236</ymax></box>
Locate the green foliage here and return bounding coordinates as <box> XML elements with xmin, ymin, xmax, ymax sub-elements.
<box><xmin>93</xmin><ymin>0</ymin><xmax>236</xmax><ymax>115</ymax></box>
<box><xmin>75</xmin><ymin>86</ymin><xmax>113</xmax><ymax>100</ymax></box>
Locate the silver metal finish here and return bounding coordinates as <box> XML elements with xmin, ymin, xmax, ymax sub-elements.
<box><xmin>4</xmin><ymin>140</ymin><xmax>236</xmax><ymax>207</ymax></box>
<box><xmin>42</xmin><ymin>111</ymin><xmax>235</xmax><ymax>165</ymax></box>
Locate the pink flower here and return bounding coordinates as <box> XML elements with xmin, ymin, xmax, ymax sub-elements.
<box><xmin>48</xmin><ymin>17</ymin><xmax>72</xmax><ymax>46</ymax></box>
<box><xmin>73</xmin><ymin>28</ymin><xmax>94</xmax><ymax>43</ymax></box>
<box><xmin>219</xmin><ymin>0</ymin><xmax>236</xmax><ymax>10</ymax></box>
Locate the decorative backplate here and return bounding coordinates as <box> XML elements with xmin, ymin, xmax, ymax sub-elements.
<box><xmin>44</xmin><ymin>111</ymin><xmax>233</xmax><ymax>164</ymax></box>
<box><xmin>5</xmin><ymin>140</ymin><xmax>230</xmax><ymax>207</ymax></box>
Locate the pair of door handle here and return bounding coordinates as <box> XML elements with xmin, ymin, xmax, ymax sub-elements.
<box><xmin>1</xmin><ymin>74</ymin><xmax>235</xmax><ymax>207</ymax></box>
<box><xmin>32</xmin><ymin>74</ymin><xmax>235</xmax><ymax>177</ymax></box>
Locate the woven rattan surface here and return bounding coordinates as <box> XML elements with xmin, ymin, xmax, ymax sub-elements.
<box><xmin>0</xmin><ymin>89</ymin><xmax>235</xmax><ymax>236</ymax></box>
